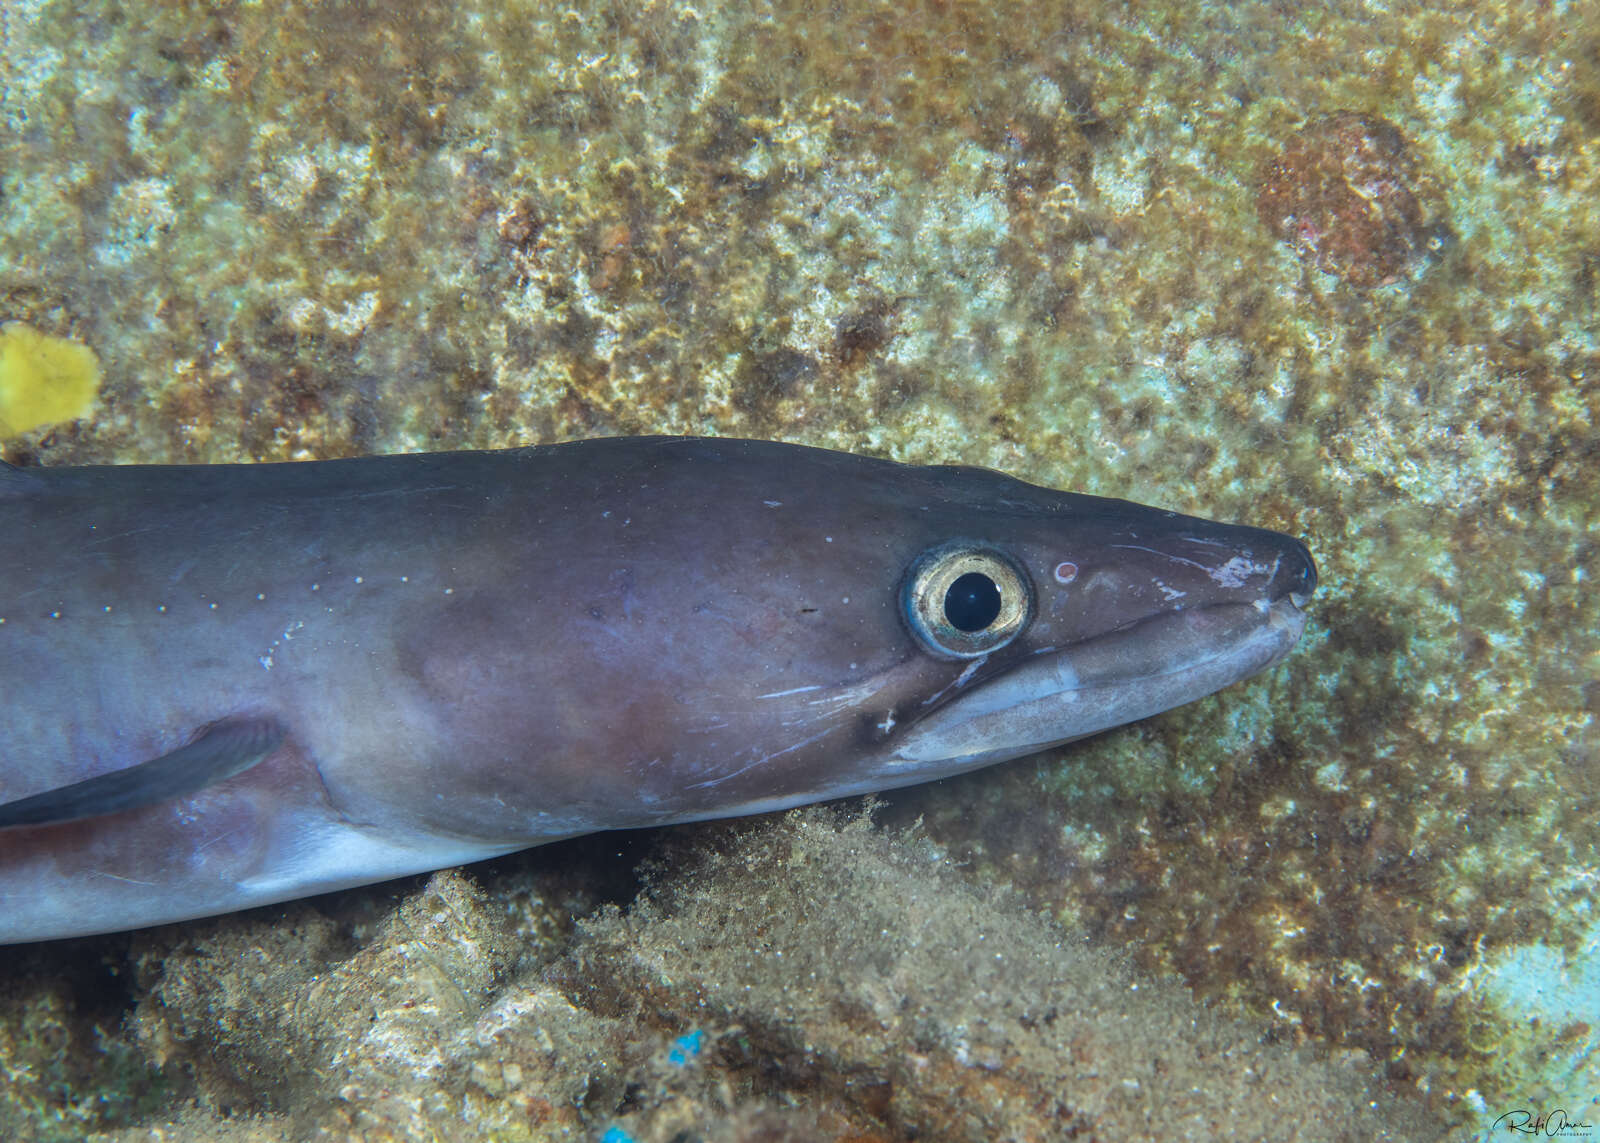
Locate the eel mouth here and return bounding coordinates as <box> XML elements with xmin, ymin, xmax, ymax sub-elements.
<box><xmin>886</xmin><ymin>596</ymin><xmax>1309</xmax><ymax>770</ymax></box>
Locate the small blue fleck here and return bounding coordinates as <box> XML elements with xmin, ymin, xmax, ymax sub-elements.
<box><xmin>601</xmin><ymin>1128</ymin><xmax>635</xmax><ymax>1143</ymax></box>
<box><xmin>668</xmin><ymin>1028</ymin><xmax>704</xmax><ymax>1066</ymax></box>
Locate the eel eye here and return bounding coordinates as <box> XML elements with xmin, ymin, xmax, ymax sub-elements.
<box><xmin>902</xmin><ymin>543</ymin><xmax>1034</xmax><ymax>659</ymax></box>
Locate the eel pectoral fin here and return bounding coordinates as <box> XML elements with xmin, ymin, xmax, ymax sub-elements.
<box><xmin>0</xmin><ymin>717</ymin><xmax>286</xmax><ymax>828</ymax></box>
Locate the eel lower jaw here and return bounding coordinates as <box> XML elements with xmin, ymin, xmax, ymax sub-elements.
<box><xmin>885</xmin><ymin>596</ymin><xmax>1308</xmax><ymax>771</ymax></box>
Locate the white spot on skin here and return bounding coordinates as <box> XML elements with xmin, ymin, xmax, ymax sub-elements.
<box><xmin>1210</xmin><ymin>556</ymin><xmax>1271</xmax><ymax>588</ymax></box>
<box><xmin>354</xmin><ymin>576</ymin><xmax>364</xmax><ymax>584</ymax></box>
<box><xmin>763</xmin><ymin>500</ymin><xmax>782</xmax><ymax>508</ymax></box>
<box><xmin>1053</xmin><ymin>561</ymin><xmax>1078</xmax><ymax>585</ymax></box>
<box><xmin>1111</xmin><ymin>543</ymin><xmax>1273</xmax><ymax>590</ymax></box>
<box><xmin>256</xmin><ymin>593</ymin><xmax>265</xmax><ymax>601</ymax></box>
<box><xmin>1155</xmin><ymin>580</ymin><xmax>1186</xmax><ymax>602</ymax></box>
<box><xmin>877</xmin><ymin>710</ymin><xmax>897</xmax><ymax>734</ymax></box>
<box><xmin>259</xmin><ymin>653</ymin><xmax>274</xmax><ymax>670</ymax></box>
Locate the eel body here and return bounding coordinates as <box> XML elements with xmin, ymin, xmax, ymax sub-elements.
<box><xmin>0</xmin><ymin>436</ymin><xmax>1315</xmax><ymax>942</ymax></box>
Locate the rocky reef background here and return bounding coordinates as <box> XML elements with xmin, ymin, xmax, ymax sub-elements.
<box><xmin>1</xmin><ymin>0</ymin><xmax>1596</xmax><ymax>1138</ymax></box>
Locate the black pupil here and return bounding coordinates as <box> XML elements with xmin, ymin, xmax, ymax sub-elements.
<box><xmin>944</xmin><ymin>572</ymin><xmax>1002</xmax><ymax>632</ymax></box>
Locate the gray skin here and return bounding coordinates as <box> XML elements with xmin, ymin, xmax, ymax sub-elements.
<box><xmin>0</xmin><ymin>437</ymin><xmax>1315</xmax><ymax>943</ymax></box>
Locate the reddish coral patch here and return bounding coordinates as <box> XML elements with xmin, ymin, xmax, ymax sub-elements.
<box><xmin>1257</xmin><ymin>112</ymin><xmax>1439</xmax><ymax>288</ymax></box>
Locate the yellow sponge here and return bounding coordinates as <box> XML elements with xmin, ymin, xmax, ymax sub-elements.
<box><xmin>0</xmin><ymin>323</ymin><xmax>101</xmax><ymax>439</ymax></box>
